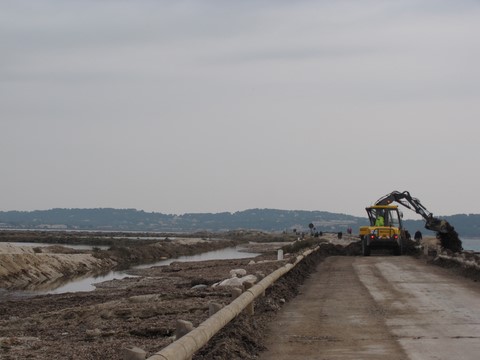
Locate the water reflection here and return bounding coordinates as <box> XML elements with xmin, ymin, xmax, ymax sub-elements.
<box><xmin>135</xmin><ymin>246</ymin><xmax>258</xmax><ymax>269</ymax></box>
<box><xmin>1</xmin><ymin>246</ymin><xmax>258</xmax><ymax>300</ymax></box>
<box><xmin>43</xmin><ymin>271</ymin><xmax>136</xmax><ymax>294</ymax></box>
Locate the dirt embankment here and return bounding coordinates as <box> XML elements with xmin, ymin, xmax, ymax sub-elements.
<box><xmin>418</xmin><ymin>236</ymin><xmax>480</xmax><ymax>281</ymax></box>
<box><xmin>0</xmin><ymin>232</ymin><xmax>240</xmax><ymax>290</ymax></box>
<box><xmin>0</xmin><ymin>244</ymin><xmax>116</xmax><ymax>290</ymax></box>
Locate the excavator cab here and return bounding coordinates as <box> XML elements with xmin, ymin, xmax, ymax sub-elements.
<box><xmin>367</xmin><ymin>206</ymin><xmax>401</xmax><ymax>228</ymax></box>
<box><xmin>360</xmin><ymin>205</ymin><xmax>406</xmax><ymax>256</ymax></box>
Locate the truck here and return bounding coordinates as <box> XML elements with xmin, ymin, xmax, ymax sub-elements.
<box><xmin>359</xmin><ymin>190</ymin><xmax>462</xmax><ymax>256</ymax></box>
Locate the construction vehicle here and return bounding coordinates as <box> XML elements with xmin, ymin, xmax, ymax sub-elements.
<box><xmin>359</xmin><ymin>190</ymin><xmax>462</xmax><ymax>256</ymax></box>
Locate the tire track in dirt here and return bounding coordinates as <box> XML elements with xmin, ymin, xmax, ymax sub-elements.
<box><xmin>259</xmin><ymin>256</ymin><xmax>407</xmax><ymax>360</ymax></box>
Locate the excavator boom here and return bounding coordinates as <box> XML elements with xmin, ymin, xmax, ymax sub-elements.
<box><xmin>374</xmin><ymin>191</ymin><xmax>462</xmax><ymax>252</ymax></box>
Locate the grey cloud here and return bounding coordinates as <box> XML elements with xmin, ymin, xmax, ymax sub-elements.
<box><xmin>1</xmin><ymin>0</ymin><xmax>480</xmax><ymax>217</ymax></box>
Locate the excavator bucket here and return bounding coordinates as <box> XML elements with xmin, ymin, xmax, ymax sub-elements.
<box><xmin>425</xmin><ymin>217</ymin><xmax>463</xmax><ymax>253</ymax></box>
<box><xmin>425</xmin><ymin>218</ymin><xmax>449</xmax><ymax>233</ymax></box>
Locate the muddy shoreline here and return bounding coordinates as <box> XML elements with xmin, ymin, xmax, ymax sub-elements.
<box><xmin>1</xmin><ymin>232</ymin><xmax>479</xmax><ymax>359</ymax></box>
<box><xmin>0</xmin><ymin>230</ymin><xmax>259</xmax><ymax>290</ymax></box>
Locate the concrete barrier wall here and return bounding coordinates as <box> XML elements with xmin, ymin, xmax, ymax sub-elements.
<box><xmin>146</xmin><ymin>246</ymin><xmax>318</xmax><ymax>360</ymax></box>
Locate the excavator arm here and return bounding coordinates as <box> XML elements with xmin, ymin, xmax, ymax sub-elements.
<box><xmin>374</xmin><ymin>191</ymin><xmax>462</xmax><ymax>252</ymax></box>
<box><xmin>375</xmin><ymin>191</ymin><xmax>447</xmax><ymax>233</ymax></box>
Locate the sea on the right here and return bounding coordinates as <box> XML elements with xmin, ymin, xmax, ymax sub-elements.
<box><xmin>461</xmin><ymin>237</ymin><xmax>480</xmax><ymax>252</ymax></box>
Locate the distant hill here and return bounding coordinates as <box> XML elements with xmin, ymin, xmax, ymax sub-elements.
<box><xmin>0</xmin><ymin>208</ymin><xmax>362</xmax><ymax>233</ymax></box>
<box><xmin>0</xmin><ymin>208</ymin><xmax>478</xmax><ymax>236</ymax></box>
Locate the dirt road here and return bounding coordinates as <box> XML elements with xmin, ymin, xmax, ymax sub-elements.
<box><xmin>259</xmin><ymin>256</ymin><xmax>480</xmax><ymax>360</ymax></box>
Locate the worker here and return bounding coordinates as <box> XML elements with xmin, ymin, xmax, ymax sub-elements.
<box><xmin>405</xmin><ymin>230</ymin><xmax>411</xmax><ymax>240</ymax></box>
<box><xmin>375</xmin><ymin>213</ymin><xmax>384</xmax><ymax>226</ymax></box>
<box><xmin>414</xmin><ymin>230</ymin><xmax>422</xmax><ymax>241</ymax></box>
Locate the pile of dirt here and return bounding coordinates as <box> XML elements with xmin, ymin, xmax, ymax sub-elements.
<box><xmin>429</xmin><ymin>250</ymin><xmax>480</xmax><ymax>282</ymax></box>
<box><xmin>436</xmin><ymin>226</ymin><xmax>463</xmax><ymax>253</ymax></box>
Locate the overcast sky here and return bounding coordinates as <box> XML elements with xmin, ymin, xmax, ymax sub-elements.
<box><xmin>1</xmin><ymin>0</ymin><xmax>479</xmax><ymax>219</ymax></box>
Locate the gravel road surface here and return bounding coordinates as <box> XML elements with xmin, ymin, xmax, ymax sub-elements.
<box><xmin>259</xmin><ymin>256</ymin><xmax>480</xmax><ymax>360</ymax></box>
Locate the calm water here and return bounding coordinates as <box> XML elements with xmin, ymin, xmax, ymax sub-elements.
<box><xmin>0</xmin><ymin>246</ymin><xmax>259</xmax><ymax>300</ymax></box>
<box><xmin>135</xmin><ymin>246</ymin><xmax>260</xmax><ymax>269</ymax></box>
<box><xmin>44</xmin><ymin>246</ymin><xmax>258</xmax><ymax>294</ymax></box>
<box><xmin>461</xmin><ymin>238</ymin><xmax>480</xmax><ymax>252</ymax></box>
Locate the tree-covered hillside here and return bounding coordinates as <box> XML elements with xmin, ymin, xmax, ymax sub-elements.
<box><xmin>0</xmin><ymin>208</ymin><xmax>478</xmax><ymax>236</ymax></box>
<box><xmin>0</xmin><ymin>208</ymin><xmax>361</xmax><ymax>232</ymax></box>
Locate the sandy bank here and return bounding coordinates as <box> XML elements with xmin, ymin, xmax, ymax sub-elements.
<box><xmin>0</xmin><ymin>237</ymin><xmax>237</xmax><ymax>290</ymax></box>
<box><xmin>0</xmin><ymin>243</ymin><xmax>116</xmax><ymax>289</ymax></box>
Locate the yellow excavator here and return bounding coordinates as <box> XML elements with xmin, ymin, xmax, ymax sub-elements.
<box><xmin>359</xmin><ymin>191</ymin><xmax>462</xmax><ymax>256</ymax></box>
